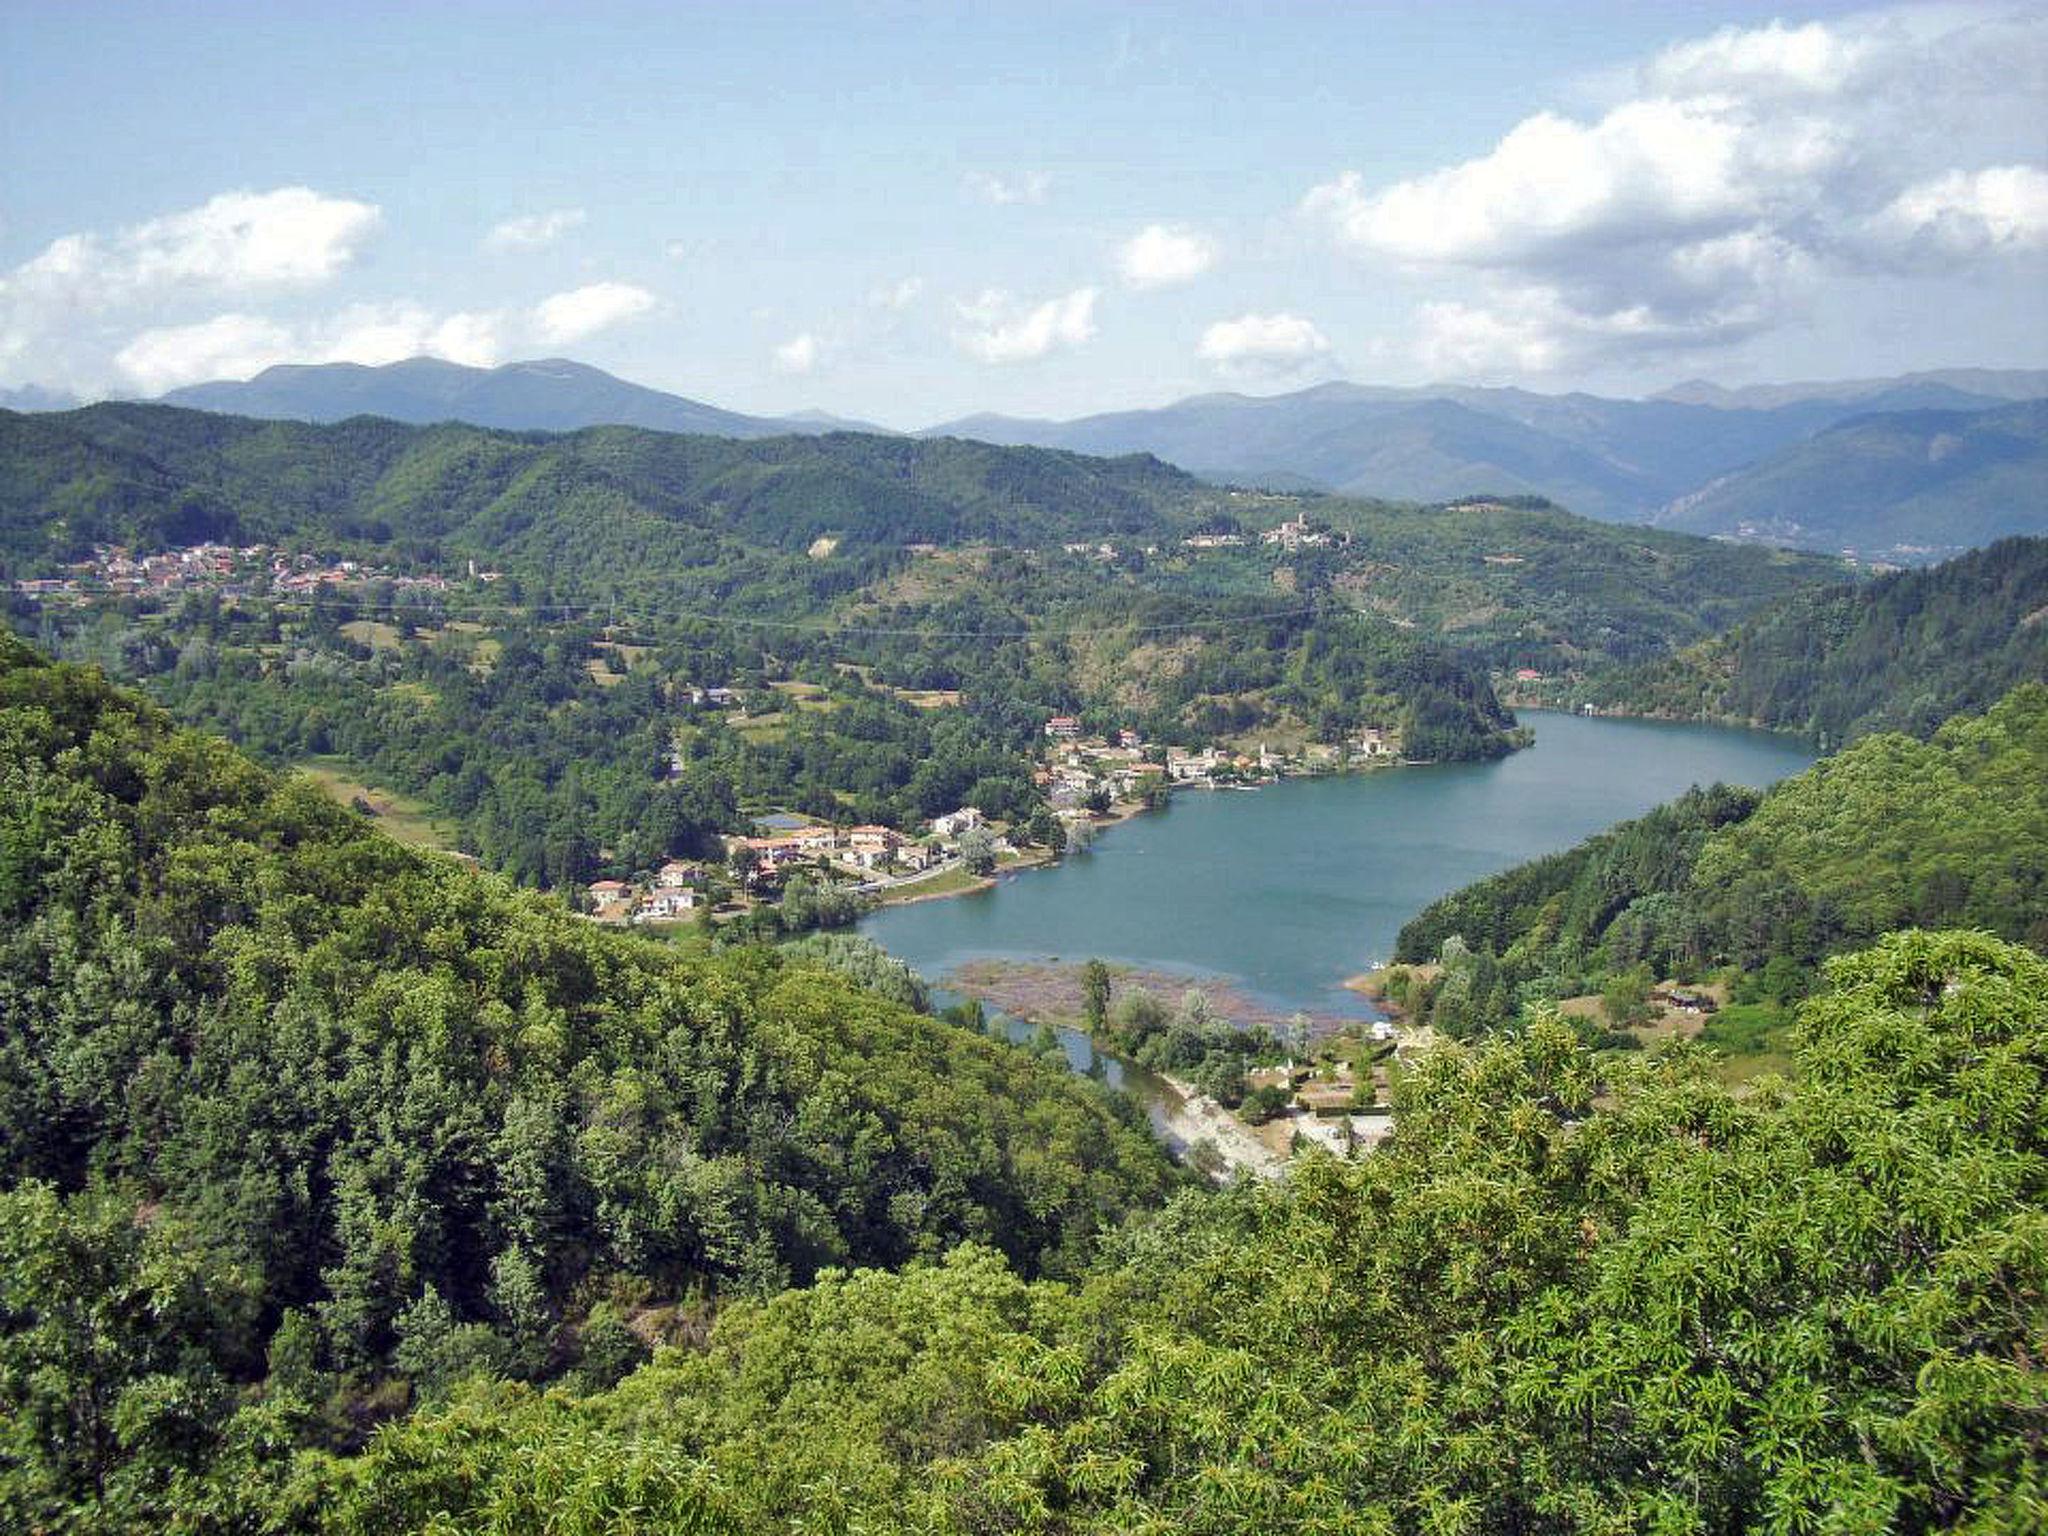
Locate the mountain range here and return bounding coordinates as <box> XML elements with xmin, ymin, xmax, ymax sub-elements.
<box><xmin>7</xmin><ymin>357</ymin><xmax>2044</xmax><ymax>562</ymax></box>
<box><xmin>159</xmin><ymin>356</ymin><xmax>883</xmax><ymax>440</ymax></box>
<box><xmin>1652</xmin><ymin>401</ymin><xmax>2048</xmax><ymax>561</ymax></box>
<box><xmin>924</xmin><ymin>373</ymin><xmax>2048</xmax><ymax>538</ymax></box>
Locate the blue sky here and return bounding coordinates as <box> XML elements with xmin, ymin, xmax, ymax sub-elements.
<box><xmin>3</xmin><ymin>1</ymin><xmax>2043</xmax><ymax>426</ymax></box>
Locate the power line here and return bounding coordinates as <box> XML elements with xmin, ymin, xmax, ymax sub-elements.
<box><xmin>14</xmin><ymin>584</ymin><xmax>1330</xmax><ymax>641</ymax></box>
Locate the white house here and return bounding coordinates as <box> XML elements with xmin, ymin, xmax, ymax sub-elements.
<box><xmin>656</xmin><ymin>860</ymin><xmax>701</xmax><ymax>889</ymax></box>
<box><xmin>930</xmin><ymin>807</ymin><xmax>984</xmax><ymax>838</ymax></box>
<box><xmin>794</xmin><ymin>826</ymin><xmax>842</xmax><ymax>856</ymax></box>
<box><xmin>633</xmin><ymin>890</ymin><xmax>700</xmax><ymax>923</ymax></box>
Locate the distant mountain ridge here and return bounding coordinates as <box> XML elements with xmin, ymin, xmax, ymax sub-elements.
<box><xmin>922</xmin><ymin>373</ymin><xmax>2048</xmax><ymax>532</ymax></box>
<box><xmin>94</xmin><ymin>356</ymin><xmax>2048</xmax><ymax>559</ymax></box>
<box><xmin>1652</xmin><ymin>401</ymin><xmax>2048</xmax><ymax>560</ymax></box>
<box><xmin>160</xmin><ymin>356</ymin><xmax>835</xmax><ymax>439</ymax></box>
<box><xmin>1655</xmin><ymin>368</ymin><xmax>2048</xmax><ymax>410</ymax></box>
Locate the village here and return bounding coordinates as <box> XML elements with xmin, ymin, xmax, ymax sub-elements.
<box><xmin>580</xmin><ymin>803</ymin><xmax>1013</xmax><ymax>926</ymax></box>
<box><xmin>590</xmin><ymin>712</ymin><xmax>1406</xmax><ymax>929</ymax></box>
<box><xmin>10</xmin><ymin>541</ymin><xmax>500</xmax><ymax>604</ymax></box>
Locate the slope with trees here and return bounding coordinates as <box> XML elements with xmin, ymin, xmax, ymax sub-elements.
<box><xmin>1653</xmin><ymin>399</ymin><xmax>2048</xmax><ymax>561</ymax></box>
<box><xmin>11</xmin><ymin>927</ymin><xmax>2038</xmax><ymax>1531</ymax></box>
<box><xmin>0</xmin><ymin>402</ymin><xmax>1852</xmax><ymax>890</ymax></box>
<box><xmin>1580</xmin><ymin>536</ymin><xmax>2048</xmax><ymax>746</ymax></box>
<box><xmin>1393</xmin><ymin>684</ymin><xmax>2048</xmax><ymax>1039</ymax></box>
<box><xmin>0</xmin><ymin>635</ymin><xmax>1178</xmax><ymax>1523</ymax></box>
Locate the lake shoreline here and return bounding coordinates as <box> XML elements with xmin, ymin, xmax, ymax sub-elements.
<box><xmin>872</xmin><ymin>753</ymin><xmax>1447</xmax><ymax>914</ymax></box>
<box><xmin>864</xmin><ymin>710</ymin><xmax>1816</xmax><ymax>1060</ymax></box>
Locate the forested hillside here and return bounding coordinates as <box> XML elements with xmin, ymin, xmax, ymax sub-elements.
<box><xmin>7</xmin><ymin>886</ymin><xmax>2039</xmax><ymax>1526</ymax></box>
<box><xmin>2</xmin><ymin>402</ymin><xmax>1851</xmax><ymax>889</ymax></box>
<box><xmin>0</xmin><ymin>636</ymin><xmax>1177</xmax><ymax>1522</ymax></box>
<box><xmin>1394</xmin><ymin>685</ymin><xmax>2048</xmax><ymax>1038</ymax></box>
<box><xmin>0</xmin><ymin>403</ymin><xmax>1213</xmax><ymax>578</ymax></box>
<box><xmin>1582</xmin><ymin>537</ymin><xmax>2048</xmax><ymax>746</ymax></box>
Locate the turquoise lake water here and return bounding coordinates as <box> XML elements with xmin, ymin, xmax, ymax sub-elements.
<box><xmin>862</xmin><ymin>711</ymin><xmax>1817</xmax><ymax>1019</ymax></box>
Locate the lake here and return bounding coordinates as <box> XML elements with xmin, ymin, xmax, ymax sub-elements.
<box><xmin>862</xmin><ymin>711</ymin><xmax>1817</xmax><ymax>1021</ymax></box>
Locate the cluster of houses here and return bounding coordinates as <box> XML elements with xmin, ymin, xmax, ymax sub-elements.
<box><xmin>582</xmin><ymin>802</ymin><xmax>1025</xmax><ymax>924</ymax></box>
<box><xmin>1039</xmin><ymin>719</ymin><xmax>1399</xmax><ymax>804</ymax></box>
<box><xmin>585</xmin><ymin>860</ymin><xmax>709</xmax><ymax>925</ymax></box>
<box><xmin>16</xmin><ymin>542</ymin><xmax>486</xmax><ymax>605</ymax></box>
<box><xmin>729</xmin><ymin>822</ymin><xmax>936</xmax><ymax>882</ymax></box>
<box><xmin>1050</xmin><ymin>513</ymin><xmax>1351</xmax><ymax>565</ymax></box>
<box><xmin>1258</xmin><ymin>514</ymin><xmax>1340</xmax><ymax>551</ymax></box>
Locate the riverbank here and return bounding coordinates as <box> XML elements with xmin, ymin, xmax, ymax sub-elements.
<box><xmin>1150</xmin><ymin>1071</ymin><xmax>1289</xmax><ymax>1181</ymax></box>
<box><xmin>949</xmin><ymin>957</ymin><xmax>1362</xmax><ymax>1039</ymax></box>
<box><xmin>945</xmin><ymin>957</ymin><xmax>1381</xmax><ymax>1182</ymax></box>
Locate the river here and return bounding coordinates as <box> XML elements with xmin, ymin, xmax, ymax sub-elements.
<box><xmin>863</xmin><ymin>711</ymin><xmax>1817</xmax><ymax>1024</ymax></box>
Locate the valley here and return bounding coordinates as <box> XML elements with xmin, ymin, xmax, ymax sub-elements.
<box><xmin>3</xmin><ymin>3</ymin><xmax>2045</xmax><ymax>1517</ymax></box>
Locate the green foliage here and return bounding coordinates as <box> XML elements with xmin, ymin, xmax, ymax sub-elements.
<box><xmin>1396</xmin><ymin>685</ymin><xmax>2048</xmax><ymax>1035</ymax></box>
<box><xmin>0</xmin><ymin>640</ymin><xmax>1175</xmax><ymax>1528</ymax></box>
<box><xmin>1590</xmin><ymin>535</ymin><xmax>2048</xmax><ymax>745</ymax></box>
<box><xmin>1081</xmin><ymin>958</ymin><xmax>1112</xmax><ymax>1032</ymax></box>
<box><xmin>293</xmin><ymin>931</ymin><xmax>2048</xmax><ymax>1532</ymax></box>
<box><xmin>778</xmin><ymin>931</ymin><xmax>930</xmax><ymax>1013</ymax></box>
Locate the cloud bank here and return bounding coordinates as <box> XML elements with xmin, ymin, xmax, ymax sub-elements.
<box><xmin>1304</xmin><ymin>9</ymin><xmax>2048</xmax><ymax>374</ymax></box>
<box><xmin>1</xmin><ymin>188</ymin><xmax>658</xmax><ymax>393</ymax></box>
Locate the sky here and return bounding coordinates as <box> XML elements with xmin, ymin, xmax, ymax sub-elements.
<box><xmin>2</xmin><ymin>0</ymin><xmax>2044</xmax><ymax>428</ymax></box>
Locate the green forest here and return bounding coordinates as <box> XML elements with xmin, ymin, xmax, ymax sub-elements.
<box><xmin>1579</xmin><ymin>536</ymin><xmax>2048</xmax><ymax>746</ymax></box>
<box><xmin>0</xmin><ymin>637</ymin><xmax>1184</xmax><ymax>1524</ymax></box>
<box><xmin>0</xmin><ymin>639</ymin><xmax>2038</xmax><ymax>1528</ymax></box>
<box><xmin>1392</xmin><ymin>684</ymin><xmax>2048</xmax><ymax>1042</ymax></box>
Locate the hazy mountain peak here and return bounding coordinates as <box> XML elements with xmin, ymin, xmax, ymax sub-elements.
<box><xmin>157</xmin><ymin>355</ymin><xmax>835</xmax><ymax>440</ymax></box>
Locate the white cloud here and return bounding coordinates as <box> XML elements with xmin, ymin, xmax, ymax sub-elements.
<box><xmin>1303</xmin><ymin>7</ymin><xmax>2048</xmax><ymax>374</ymax></box>
<box><xmin>1304</xmin><ymin>98</ymin><xmax>1820</xmax><ymax>270</ymax></box>
<box><xmin>774</xmin><ymin>331</ymin><xmax>821</xmax><ymax>374</ymax></box>
<box><xmin>113</xmin><ymin>302</ymin><xmax>511</xmax><ymax>392</ymax></box>
<box><xmin>106</xmin><ymin>279</ymin><xmax>659</xmax><ymax>394</ymax></box>
<box><xmin>1117</xmin><ymin>224</ymin><xmax>1217</xmax><ymax>289</ymax></box>
<box><xmin>869</xmin><ymin>276</ymin><xmax>925</xmax><ymax>311</ymax></box>
<box><xmin>484</xmin><ymin>208</ymin><xmax>586</xmax><ymax>250</ymax></box>
<box><xmin>1873</xmin><ymin>165</ymin><xmax>2048</xmax><ymax>256</ymax></box>
<box><xmin>531</xmin><ymin>281</ymin><xmax>658</xmax><ymax>346</ymax></box>
<box><xmin>964</xmin><ymin>170</ymin><xmax>1052</xmax><ymax>206</ymax></box>
<box><xmin>1412</xmin><ymin>300</ymin><xmax>1563</xmax><ymax>377</ymax></box>
<box><xmin>953</xmin><ymin>287</ymin><xmax>1097</xmax><ymax>363</ymax></box>
<box><xmin>1642</xmin><ymin>18</ymin><xmax>1875</xmax><ymax>99</ymax></box>
<box><xmin>0</xmin><ymin>187</ymin><xmax>383</xmax><ymax>390</ymax></box>
<box><xmin>0</xmin><ymin>187</ymin><xmax>667</xmax><ymax>394</ymax></box>
<box><xmin>2</xmin><ymin>187</ymin><xmax>378</xmax><ymax>319</ymax></box>
<box><xmin>113</xmin><ymin>314</ymin><xmax>296</xmax><ymax>392</ymax></box>
<box><xmin>1197</xmin><ymin>312</ymin><xmax>1331</xmax><ymax>375</ymax></box>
